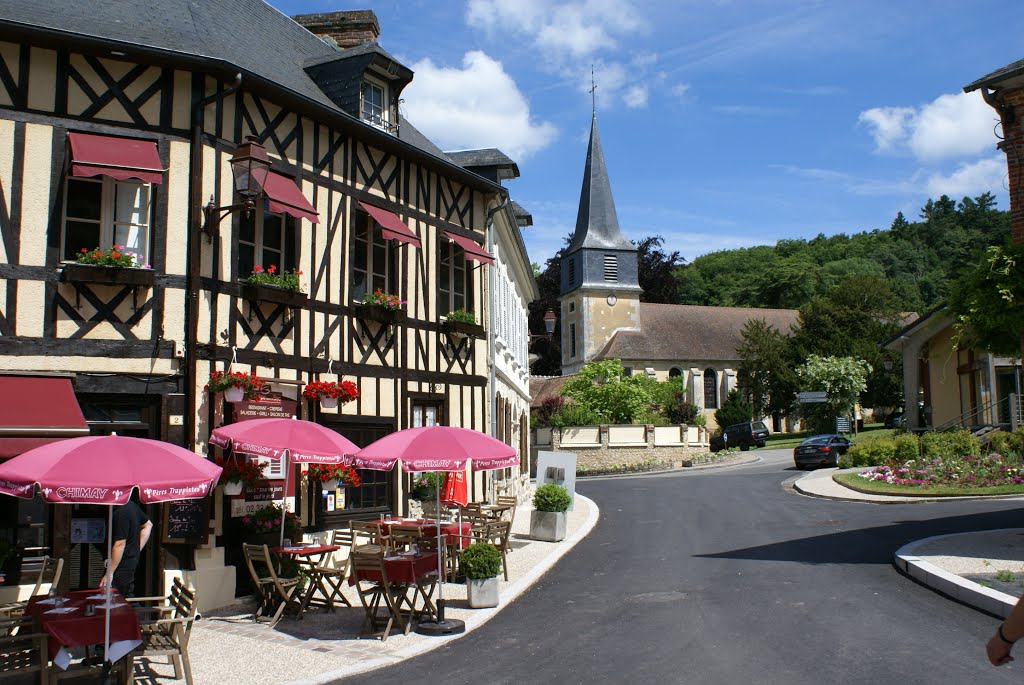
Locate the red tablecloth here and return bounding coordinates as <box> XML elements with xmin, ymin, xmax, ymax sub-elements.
<box><xmin>352</xmin><ymin>552</ymin><xmax>440</xmax><ymax>585</ymax></box>
<box><xmin>270</xmin><ymin>544</ymin><xmax>340</xmax><ymax>556</ymax></box>
<box><xmin>374</xmin><ymin>519</ymin><xmax>472</xmax><ymax>546</ymax></box>
<box><xmin>25</xmin><ymin>590</ymin><xmax>142</xmax><ymax>660</ymax></box>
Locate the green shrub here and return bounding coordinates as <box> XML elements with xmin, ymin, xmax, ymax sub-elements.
<box><xmin>459</xmin><ymin>542</ymin><xmax>502</xmax><ymax>579</ymax></box>
<box><xmin>989</xmin><ymin>428</ymin><xmax>1024</xmax><ymax>459</ymax></box>
<box><xmin>921</xmin><ymin>429</ymin><xmax>980</xmax><ymax>459</ymax></box>
<box><xmin>533</xmin><ymin>483</ymin><xmax>571</xmax><ymax>512</ymax></box>
<box><xmin>714</xmin><ymin>389</ymin><xmax>752</xmax><ymax>429</ymax></box>
<box><xmin>840</xmin><ymin>433</ymin><xmax>920</xmax><ymax>469</ymax></box>
<box><xmin>548</xmin><ymin>404</ymin><xmax>603</xmax><ymax>428</ymax></box>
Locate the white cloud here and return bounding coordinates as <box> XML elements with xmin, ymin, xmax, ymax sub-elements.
<box><xmin>466</xmin><ymin>0</ymin><xmax>646</xmax><ymax>58</ymax></box>
<box><xmin>859</xmin><ymin>92</ymin><xmax>997</xmax><ymax>161</ymax></box>
<box><xmin>925</xmin><ymin>157</ymin><xmax>1006</xmax><ymax>199</ymax></box>
<box><xmin>623</xmin><ymin>85</ymin><xmax>649</xmax><ymax>109</ymax></box>
<box><xmin>670</xmin><ymin>83</ymin><xmax>691</xmax><ymax>98</ymax></box>
<box><xmin>402</xmin><ymin>51</ymin><xmax>558</xmax><ymax>160</ymax></box>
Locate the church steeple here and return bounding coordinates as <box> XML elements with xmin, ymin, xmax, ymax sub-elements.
<box><xmin>566</xmin><ymin>111</ymin><xmax>634</xmax><ymax>253</ymax></box>
<box><xmin>557</xmin><ymin>109</ymin><xmax>642</xmax><ymax>375</ymax></box>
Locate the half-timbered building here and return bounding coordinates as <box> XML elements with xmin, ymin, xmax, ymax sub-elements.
<box><xmin>0</xmin><ymin>2</ymin><xmax>536</xmax><ymax>609</ymax></box>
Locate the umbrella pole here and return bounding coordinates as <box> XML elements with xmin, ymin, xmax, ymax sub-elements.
<box><xmin>279</xmin><ymin>459</ymin><xmax>289</xmax><ymax>548</ymax></box>
<box><xmin>104</xmin><ymin>506</ymin><xmax>112</xmax><ymax>664</ymax></box>
<box><xmin>435</xmin><ymin>484</ymin><xmax>444</xmax><ymax>621</ymax></box>
<box><xmin>415</xmin><ymin>471</ymin><xmax>464</xmax><ymax>636</ymax></box>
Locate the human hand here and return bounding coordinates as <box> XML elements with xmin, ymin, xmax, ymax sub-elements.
<box><xmin>98</xmin><ymin>574</ymin><xmax>110</xmax><ymax>589</ymax></box>
<box><xmin>987</xmin><ymin>632</ymin><xmax>1015</xmax><ymax>666</ymax></box>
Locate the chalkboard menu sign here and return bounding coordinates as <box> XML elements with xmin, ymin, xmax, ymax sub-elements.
<box><xmin>161</xmin><ymin>498</ymin><xmax>211</xmax><ymax>544</ymax></box>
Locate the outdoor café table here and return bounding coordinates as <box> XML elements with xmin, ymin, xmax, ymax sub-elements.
<box><xmin>270</xmin><ymin>544</ymin><xmax>344</xmax><ymax>612</ymax></box>
<box><xmin>25</xmin><ymin>589</ymin><xmax>141</xmax><ymax>680</ymax></box>
<box><xmin>350</xmin><ymin>551</ymin><xmax>440</xmax><ymax>624</ymax></box>
<box><xmin>374</xmin><ymin>519</ymin><xmax>473</xmax><ymax>547</ymax></box>
<box><xmin>480</xmin><ymin>503</ymin><xmax>513</xmax><ymax>520</ymax></box>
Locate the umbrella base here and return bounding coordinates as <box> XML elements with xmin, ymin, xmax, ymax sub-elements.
<box><xmin>415</xmin><ymin>618</ymin><xmax>465</xmax><ymax>636</ymax></box>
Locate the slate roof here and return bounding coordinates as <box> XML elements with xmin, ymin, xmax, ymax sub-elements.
<box><xmin>0</xmin><ymin>0</ymin><xmax>500</xmax><ymax>192</ymax></box>
<box><xmin>447</xmin><ymin>149</ymin><xmax>519</xmax><ymax>175</ymax></box>
<box><xmin>397</xmin><ymin>115</ymin><xmax>450</xmax><ymax>160</ymax></box>
<box><xmin>511</xmin><ymin>200</ymin><xmax>533</xmax><ymax>227</ymax></box>
<box><xmin>595</xmin><ymin>303</ymin><xmax>800</xmax><ymax>363</ymax></box>
<box><xmin>964</xmin><ymin>57</ymin><xmax>1024</xmax><ymax>92</ymax></box>
<box><xmin>566</xmin><ymin>111</ymin><xmax>633</xmax><ymax>253</ymax></box>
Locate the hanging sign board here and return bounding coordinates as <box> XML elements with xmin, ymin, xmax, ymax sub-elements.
<box><xmin>229</xmin><ymin>391</ymin><xmax>297</xmax><ymax>421</ymax></box>
<box><xmin>797</xmin><ymin>391</ymin><xmax>828</xmax><ymax>403</ymax></box>
<box><xmin>161</xmin><ymin>498</ymin><xmax>210</xmax><ymax>544</ymax></box>
<box><xmin>835</xmin><ymin>416</ymin><xmax>852</xmax><ymax>433</ymax></box>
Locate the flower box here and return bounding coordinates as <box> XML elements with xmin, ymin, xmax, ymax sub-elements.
<box><xmin>239</xmin><ymin>282</ymin><xmax>308</xmax><ymax>308</ymax></box>
<box><xmin>61</xmin><ymin>263</ymin><xmax>156</xmax><ymax>287</ymax></box>
<box><xmin>355</xmin><ymin>303</ymin><xmax>407</xmax><ymax>325</ymax></box>
<box><xmin>440</xmin><ymin>318</ymin><xmax>486</xmax><ymax>339</ymax></box>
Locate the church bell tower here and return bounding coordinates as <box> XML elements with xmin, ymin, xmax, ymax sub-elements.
<box><xmin>558</xmin><ymin>111</ymin><xmax>642</xmax><ymax>375</ymax></box>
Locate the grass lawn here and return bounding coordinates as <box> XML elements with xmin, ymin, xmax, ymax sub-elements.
<box><xmin>763</xmin><ymin>423</ymin><xmax>896</xmax><ymax>451</ymax></box>
<box><xmin>834</xmin><ymin>471</ymin><xmax>1024</xmax><ymax>497</ymax></box>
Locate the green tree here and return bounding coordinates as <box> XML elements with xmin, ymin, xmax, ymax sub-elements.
<box><xmin>949</xmin><ymin>241</ymin><xmax>1024</xmax><ymax>356</ymax></box>
<box><xmin>634</xmin><ymin>235</ymin><xmax>685</xmax><ymax>304</ymax></box>
<box><xmin>797</xmin><ymin>355</ymin><xmax>871</xmax><ymax>433</ymax></box>
<box><xmin>714</xmin><ymin>389</ymin><xmax>753</xmax><ymax>429</ymax></box>
<box><xmin>560</xmin><ymin>359</ymin><xmax>654</xmax><ymax>424</ymax></box>
<box><xmin>737</xmin><ymin>319</ymin><xmax>798</xmax><ymax>420</ymax></box>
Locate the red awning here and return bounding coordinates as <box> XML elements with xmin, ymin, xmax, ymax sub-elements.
<box><xmin>444</xmin><ymin>230</ymin><xmax>494</xmax><ymax>265</ymax></box>
<box><xmin>67</xmin><ymin>132</ymin><xmax>164</xmax><ymax>184</ymax></box>
<box><xmin>262</xmin><ymin>172</ymin><xmax>319</xmax><ymax>223</ymax></box>
<box><xmin>358</xmin><ymin>201</ymin><xmax>421</xmax><ymax>248</ymax></box>
<box><xmin>0</xmin><ymin>376</ymin><xmax>89</xmax><ymax>459</ymax></box>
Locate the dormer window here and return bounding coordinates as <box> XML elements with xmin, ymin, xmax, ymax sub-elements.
<box><xmin>361</xmin><ymin>80</ymin><xmax>387</xmax><ymax>130</ymax></box>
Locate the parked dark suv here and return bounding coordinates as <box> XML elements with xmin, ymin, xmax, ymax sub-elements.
<box><xmin>723</xmin><ymin>421</ymin><xmax>769</xmax><ymax>451</ymax></box>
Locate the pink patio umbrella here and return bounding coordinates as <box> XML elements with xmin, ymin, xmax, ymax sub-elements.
<box><xmin>352</xmin><ymin>425</ymin><xmax>518</xmax><ymax>636</ymax></box>
<box><xmin>0</xmin><ymin>434</ymin><xmax>222</xmax><ymax>678</ymax></box>
<box><xmin>209</xmin><ymin>418</ymin><xmax>359</xmax><ymax>545</ymax></box>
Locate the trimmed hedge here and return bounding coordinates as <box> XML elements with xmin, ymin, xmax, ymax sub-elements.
<box><xmin>459</xmin><ymin>542</ymin><xmax>502</xmax><ymax>580</ymax></box>
<box><xmin>533</xmin><ymin>483</ymin><xmax>571</xmax><ymax>512</ymax></box>
<box><xmin>921</xmin><ymin>429</ymin><xmax>980</xmax><ymax>459</ymax></box>
<box><xmin>989</xmin><ymin>428</ymin><xmax>1024</xmax><ymax>458</ymax></box>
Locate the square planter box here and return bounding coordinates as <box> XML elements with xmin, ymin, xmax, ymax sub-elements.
<box><xmin>529</xmin><ymin>510</ymin><xmax>566</xmax><ymax>542</ymax></box>
<box><xmin>238</xmin><ymin>282</ymin><xmax>308</xmax><ymax>308</ymax></box>
<box><xmin>61</xmin><ymin>263</ymin><xmax>156</xmax><ymax>287</ymax></box>
<box><xmin>440</xmin><ymin>319</ymin><xmax>486</xmax><ymax>339</ymax></box>
<box><xmin>354</xmin><ymin>303</ymin><xmax>407</xmax><ymax>325</ymax></box>
<box><xmin>466</xmin><ymin>577</ymin><xmax>500</xmax><ymax>608</ymax></box>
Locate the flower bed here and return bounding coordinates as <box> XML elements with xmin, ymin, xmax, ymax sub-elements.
<box><xmin>856</xmin><ymin>454</ymin><xmax>1024</xmax><ymax>488</ymax></box>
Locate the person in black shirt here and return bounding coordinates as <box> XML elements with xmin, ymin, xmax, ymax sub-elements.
<box><xmin>100</xmin><ymin>500</ymin><xmax>152</xmax><ymax>597</ymax></box>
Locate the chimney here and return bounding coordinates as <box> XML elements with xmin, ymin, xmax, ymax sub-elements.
<box><xmin>293</xmin><ymin>10</ymin><xmax>380</xmax><ymax>49</ymax></box>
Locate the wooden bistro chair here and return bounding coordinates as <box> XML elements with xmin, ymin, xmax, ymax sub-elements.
<box><xmin>127</xmin><ymin>577</ymin><xmax>199</xmax><ymax>685</ymax></box>
<box><xmin>386</xmin><ymin>524</ymin><xmax>423</xmax><ymax>554</ymax></box>
<box><xmin>484</xmin><ymin>520</ymin><xmax>512</xmax><ymax>581</ymax></box>
<box><xmin>298</xmin><ymin>544</ymin><xmax>351</xmax><ymax>613</ymax></box>
<box><xmin>496</xmin><ymin>495</ymin><xmax>518</xmax><ymax>525</ymax></box>
<box><xmin>0</xmin><ymin>615</ymin><xmax>48</xmax><ymax>685</ymax></box>
<box><xmin>349</xmin><ymin>520</ymin><xmax>386</xmax><ymax>555</ymax></box>
<box><xmin>350</xmin><ymin>550</ymin><xmax>407</xmax><ymax>642</ymax></box>
<box><xmin>0</xmin><ymin>556</ymin><xmax>64</xmax><ymax>619</ymax></box>
<box><xmin>242</xmin><ymin>544</ymin><xmax>301</xmax><ymax>628</ymax></box>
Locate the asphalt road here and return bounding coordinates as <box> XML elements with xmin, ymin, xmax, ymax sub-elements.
<box><xmin>338</xmin><ymin>449</ymin><xmax>1024</xmax><ymax>684</ymax></box>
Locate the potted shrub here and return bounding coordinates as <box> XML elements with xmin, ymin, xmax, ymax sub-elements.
<box><xmin>307</xmin><ymin>463</ymin><xmax>361</xmax><ymax>491</ymax></box>
<box><xmin>215</xmin><ymin>457</ymin><xmax>266</xmax><ymax>496</ymax></box>
<box><xmin>530</xmin><ymin>483</ymin><xmax>571</xmax><ymax>542</ymax></box>
<box><xmin>459</xmin><ymin>542</ymin><xmax>502</xmax><ymax>608</ymax></box>
<box><xmin>206</xmin><ymin>370</ymin><xmax>263</xmax><ymax>402</ymax></box>
<box><xmin>302</xmin><ymin>379</ymin><xmax>360</xmax><ymax>410</ymax></box>
<box><xmin>410</xmin><ymin>472</ymin><xmax>441</xmax><ymax>501</ymax></box>
<box><xmin>240</xmin><ymin>503</ymin><xmax>302</xmax><ymax>547</ymax></box>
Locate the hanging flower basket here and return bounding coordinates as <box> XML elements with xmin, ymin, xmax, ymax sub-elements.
<box><xmin>206</xmin><ymin>370</ymin><xmax>264</xmax><ymax>401</ymax></box>
<box><xmin>308</xmin><ymin>463</ymin><xmax>361</xmax><ymax>489</ymax></box>
<box><xmin>223</xmin><ymin>481</ymin><xmax>244</xmax><ymax>496</ymax></box>
<box><xmin>302</xmin><ymin>379</ymin><xmax>360</xmax><ymax>409</ymax></box>
<box><xmin>214</xmin><ymin>457</ymin><xmax>267</xmax><ymax>494</ymax></box>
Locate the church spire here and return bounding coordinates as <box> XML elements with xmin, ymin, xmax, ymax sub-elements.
<box><xmin>566</xmin><ymin>111</ymin><xmax>633</xmax><ymax>253</ymax></box>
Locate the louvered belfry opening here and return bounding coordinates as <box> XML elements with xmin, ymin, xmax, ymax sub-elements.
<box><xmin>603</xmin><ymin>254</ymin><xmax>618</xmax><ymax>282</ymax></box>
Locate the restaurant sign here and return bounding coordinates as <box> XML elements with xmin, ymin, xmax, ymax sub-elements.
<box><xmin>230</xmin><ymin>391</ymin><xmax>297</xmax><ymax>421</ymax></box>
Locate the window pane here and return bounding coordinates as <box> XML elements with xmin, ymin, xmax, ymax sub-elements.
<box><xmin>64</xmin><ymin>221</ymin><xmax>101</xmax><ymax>260</ymax></box>
<box><xmin>239</xmin><ymin>212</ymin><xmax>256</xmax><ymax>244</ymax></box>
<box><xmin>263</xmin><ymin>214</ymin><xmax>283</xmax><ymax>252</ymax></box>
<box><xmin>113</xmin><ymin>183</ymin><xmax>148</xmax><ymax>227</ymax></box>
<box><xmin>238</xmin><ymin>243</ymin><xmax>255</xmax><ymax>278</ymax></box>
<box><xmin>65</xmin><ymin>179</ymin><xmax>102</xmax><ymax>220</ymax></box>
<box><xmin>262</xmin><ymin>247</ymin><xmax>282</xmax><ymax>272</ymax></box>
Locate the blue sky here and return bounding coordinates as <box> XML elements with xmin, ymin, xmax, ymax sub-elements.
<box><xmin>270</xmin><ymin>0</ymin><xmax>1023</xmax><ymax>268</ymax></box>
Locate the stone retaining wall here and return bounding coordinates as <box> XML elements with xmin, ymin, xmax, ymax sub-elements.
<box><xmin>531</xmin><ymin>424</ymin><xmax>710</xmax><ymax>472</ymax></box>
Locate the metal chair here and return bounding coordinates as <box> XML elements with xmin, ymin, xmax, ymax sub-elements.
<box><xmin>241</xmin><ymin>544</ymin><xmax>301</xmax><ymax>627</ymax></box>
<box><xmin>127</xmin><ymin>577</ymin><xmax>198</xmax><ymax>685</ymax></box>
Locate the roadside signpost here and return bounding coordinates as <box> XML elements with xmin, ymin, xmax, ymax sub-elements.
<box><xmin>835</xmin><ymin>416</ymin><xmax>852</xmax><ymax>434</ymax></box>
<box><xmin>797</xmin><ymin>391</ymin><xmax>827</xmax><ymax>403</ymax></box>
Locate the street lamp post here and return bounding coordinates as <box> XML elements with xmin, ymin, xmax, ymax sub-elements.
<box><xmin>529</xmin><ymin>309</ymin><xmax>557</xmax><ymax>344</ymax></box>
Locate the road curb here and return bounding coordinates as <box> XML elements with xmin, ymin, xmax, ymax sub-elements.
<box><xmin>894</xmin><ymin>532</ymin><xmax>1020</xmax><ymax>619</ymax></box>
